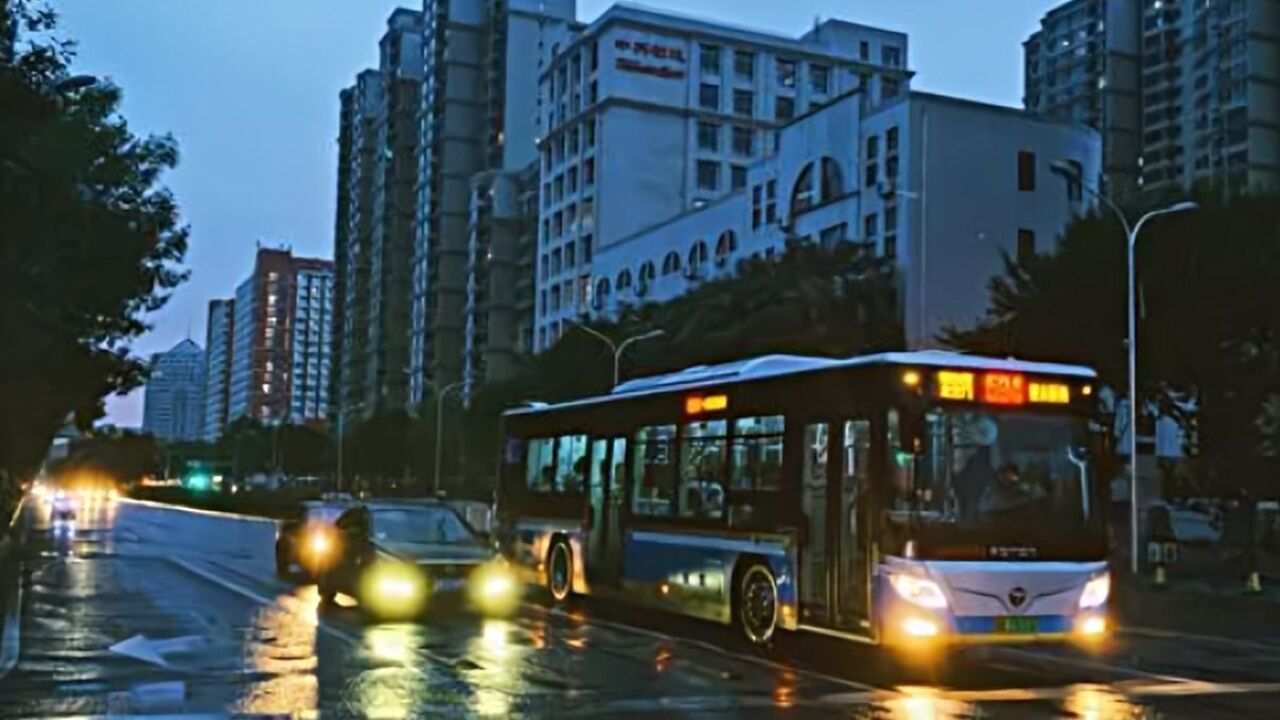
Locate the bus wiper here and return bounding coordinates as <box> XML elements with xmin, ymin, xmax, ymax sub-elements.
<box><xmin>1067</xmin><ymin>446</ymin><xmax>1090</xmax><ymax>521</ymax></box>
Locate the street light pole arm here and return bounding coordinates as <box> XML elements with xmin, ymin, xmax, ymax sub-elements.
<box><xmin>574</xmin><ymin>324</ymin><xmax>618</xmax><ymax>355</ymax></box>
<box><xmin>1078</xmin><ymin>182</ymin><xmax>1133</xmax><ymax>239</ymax></box>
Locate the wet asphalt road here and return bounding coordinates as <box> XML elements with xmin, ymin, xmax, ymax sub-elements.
<box><xmin>2</xmin><ymin>498</ymin><xmax>1279</xmax><ymax>717</ymax></box>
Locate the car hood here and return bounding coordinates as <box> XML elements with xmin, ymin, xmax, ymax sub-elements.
<box><xmin>374</xmin><ymin>540</ymin><xmax>495</xmax><ymax>565</ymax></box>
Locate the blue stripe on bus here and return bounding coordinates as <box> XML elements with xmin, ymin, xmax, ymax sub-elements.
<box><xmin>622</xmin><ymin>531</ymin><xmax>797</xmax><ymax>606</ymax></box>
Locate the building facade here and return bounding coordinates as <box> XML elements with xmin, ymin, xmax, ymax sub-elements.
<box><xmin>142</xmin><ymin>339</ymin><xmax>206</xmax><ymax>442</ymax></box>
<box><xmin>200</xmin><ymin>298</ymin><xmax>234</xmax><ymax>441</ymax></box>
<box><xmin>532</xmin><ymin>5</ymin><xmax>912</xmax><ymax>351</ymax></box>
<box><xmin>409</xmin><ymin>0</ymin><xmax>578</xmax><ymax>407</ymax></box>
<box><xmin>1025</xmin><ymin>0</ymin><xmax>1279</xmax><ymax>195</ymax></box>
<box><xmin>588</xmin><ymin>90</ymin><xmax>1103</xmax><ymax>346</ymax></box>
<box><xmin>227</xmin><ymin>248</ymin><xmax>334</xmax><ymax>427</ymax></box>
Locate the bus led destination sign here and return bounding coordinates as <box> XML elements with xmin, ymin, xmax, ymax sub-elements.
<box><xmin>933</xmin><ymin>370</ymin><xmax>1072</xmax><ymax>406</ymax></box>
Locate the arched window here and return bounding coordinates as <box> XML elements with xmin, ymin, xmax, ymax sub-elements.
<box><xmin>715</xmin><ymin>230</ymin><xmax>737</xmax><ymax>261</ymax></box>
<box><xmin>638</xmin><ymin>261</ymin><xmax>656</xmax><ymax>284</ymax></box>
<box><xmin>820</xmin><ymin>157</ymin><xmax>843</xmax><ymax>202</ymax></box>
<box><xmin>661</xmin><ymin>251</ymin><xmax>681</xmax><ymax>275</ymax></box>
<box><xmin>616</xmin><ymin>269</ymin><xmax>633</xmax><ymax>290</ymax></box>
<box><xmin>594</xmin><ymin>277</ymin><xmax>611</xmax><ymax>309</ymax></box>
<box><xmin>791</xmin><ymin>162</ymin><xmax>815</xmax><ymax>217</ymax></box>
<box><xmin>688</xmin><ymin>240</ymin><xmax>709</xmax><ymax>269</ymax></box>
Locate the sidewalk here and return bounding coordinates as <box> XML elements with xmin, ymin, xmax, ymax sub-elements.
<box><xmin>1114</xmin><ymin>555</ymin><xmax>1280</xmax><ymax>643</ymax></box>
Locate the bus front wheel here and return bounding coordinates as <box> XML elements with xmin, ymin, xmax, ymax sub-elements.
<box><xmin>547</xmin><ymin>539</ymin><xmax>573</xmax><ymax>604</ymax></box>
<box><xmin>735</xmin><ymin>561</ymin><xmax>778</xmax><ymax>646</ymax></box>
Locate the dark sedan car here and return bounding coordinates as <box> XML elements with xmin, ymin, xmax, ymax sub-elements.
<box><xmin>317</xmin><ymin>499</ymin><xmax>517</xmax><ymax>619</ymax></box>
<box><xmin>275</xmin><ymin>496</ymin><xmax>353</xmax><ymax>579</ymax></box>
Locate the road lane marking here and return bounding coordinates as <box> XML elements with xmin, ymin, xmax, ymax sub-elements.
<box><xmin>995</xmin><ymin>646</ymin><xmax>1200</xmax><ymax>684</ymax></box>
<box><xmin>1121</xmin><ymin>626</ymin><xmax>1280</xmax><ymax>653</ymax></box>
<box><xmin>118</xmin><ymin>498</ymin><xmax>277</xmax><ymax>525</ymax></box>
<box><xmin>524</xmin><ymin>602</ymin><xmax>879</xmax><ymax>693</ymax></box>
<box><xmin>0</xmin><ymin>570</ymin><xmax>23</xmax><ymax>679</ymax></box>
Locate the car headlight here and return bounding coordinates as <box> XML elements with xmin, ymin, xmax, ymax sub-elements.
<box><xmin>361</xmin><ymin>561</ymin><xmax>426</xmax><ymax>617</ymax></box>
<box><xmin>888</xmin><ymin>573</ymin><xmax>948</xmax><ymax>609</ymax></box>
<box><xmin>1079</xmin><ymin>573</ymin><xmax>1110</xmax><ymax>609</ymax></box>
<box><xmin>469</xmin><ymin>561</ymin><xmax>521</xmax><ymax>616</ymax></box>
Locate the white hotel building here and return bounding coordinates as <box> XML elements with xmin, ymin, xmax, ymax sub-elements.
<box><xmin>533</xmin><ymin>5</ymin><xmax>911</xmax><ymax>351</ymax></box>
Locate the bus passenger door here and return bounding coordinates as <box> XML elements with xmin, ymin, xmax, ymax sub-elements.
<box><xmin>587</xmin><ymin>436</ymin><xmax>627</xmax><ymax>584</ymax></box>
<box><xmin>800</xmin><ymin>422</ymin><xmax>832</xmax><ymax>623</ymax></box>
<box><xmin>836</xmin><ymin>418</ymin><xmax>873</xmax><ymax>631</ymax></box>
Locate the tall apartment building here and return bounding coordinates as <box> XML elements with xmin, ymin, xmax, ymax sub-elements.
<box><xmin>532</xmin><ymin>5</ymin><xmax>912</xmax><ymax>351</ymax></box>
<box><xmin>227</xmin><ymin>248</ymin><xmax>334</xmax><ymax>426</ymax></box>
<box><xmin>142</xmin><ymin>339</ymin><xmax>206</xmax><ymax>442</ymax></box>
<box><xmin>588</xmin><ymin>90</ymin><xmax>1102</xmax><ymax>347</ymax></box>
<box><xmin>1025</xmin><ymin>0</ymin><xmax>1279</xmax><ymax>195</ymax></box>
<box><xmin>200</xmin><ymin>298</ymin><xmax>234</xmax><ymax>441</ymax></box>
<box><xmin>333</xmin><ymin>10</ymin><xmax>425</xmax><ymax>426</ymax></box>
<box><xmin>408</xmin><ymin>0</ymin><xmax>577</xmax><ymax>407</ymax></box>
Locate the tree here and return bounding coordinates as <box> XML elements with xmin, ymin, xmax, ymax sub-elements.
<box><xmin>945</xmin><ymin>193</ymin><xmax>1280</xmax><ymax>495</ymax></box>
<box><xmin>1</xmin><ymin>1</ymin><xmax>188</xmax><ymax>505</ymax></box>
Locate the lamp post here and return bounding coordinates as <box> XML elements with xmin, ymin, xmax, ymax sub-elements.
<box><xmin>573</xmin><ymin>326</ymin><xmax>665</xmax><ymax>387</ymax></box>
<box><xmin>434</xmin><ymin>381</ymin><xmax>466</xmax><ymax>495</ymax></box>
<box><xmin>1051</xmin><ymin>161</ymin><xmax>1197</xmax><ymax>573</ymax></box>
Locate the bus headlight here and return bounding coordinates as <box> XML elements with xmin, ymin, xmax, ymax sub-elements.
<box><xmin>1079</xmin><ymin>573</ymin><xmax>1110</xmax><ymax>609</ymax></box>
<box><xmin>889</xmin><ymin>573</ymin><xmax>948</xmax><ymax>609</ymax></box>
<box><xmin>469</xmin><ymin>560</ymin><xmax>521</xmax><ymax>616</ymax></box>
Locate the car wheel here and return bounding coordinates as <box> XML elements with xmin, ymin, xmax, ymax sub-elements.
<box><xmin>735</xmin><ymin>562</ymin><xmax>778</xmax><ymax>646</ymax></box>
<box><xmin>317</xmin><ymin>575</ymin><xmax>337</xmax><ymax>606</ymax></box>
<box><xmin>275</xmin><ymin>545</ymin><xmax>290</xmax><ymax>579</ymax></box>
<box><xmin>547</xmin><ymin>539</ymin><xmax>573</xmax><ymax>604</ymax></box>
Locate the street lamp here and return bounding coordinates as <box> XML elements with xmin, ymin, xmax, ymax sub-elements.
<box><xmin>1051</xmin><ymin>160</ymin><xmax>1197</xmax><ymax>574</ymax></box>
<box><xmin>573</xmin><ymin>326</ymin><xmax>665</xmax><ymax>388</ymax></box>
<box><xmin>434</xmin><ymin>381</ymin><xmax>466</xmax><ymax>495</ymax></box>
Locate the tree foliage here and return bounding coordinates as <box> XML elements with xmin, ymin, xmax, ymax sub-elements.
<box><xmin>1</xmin><ymin>0</ymin><xmax>188</xmax><ymax>495</ymax></box>
<box><xmin>944</xmin><ymin>193</ymin><xmax>1280</xmax><ymax>493</ymax></box>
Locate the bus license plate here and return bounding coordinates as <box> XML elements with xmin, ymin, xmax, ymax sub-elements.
<box><xmin>435</xmin><ymin>578</ymin><xmax>465</xmax><ymax>592</ymax></box>
<box><xmin>995</xmin><ymin>617</ymin><xmax>1037</xmax><ymax>634</ymax></box>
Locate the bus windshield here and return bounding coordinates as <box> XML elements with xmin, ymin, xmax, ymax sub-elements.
<box><xmin>890</xmin><ymin>408</ymin><xmax>1103</xmax><ymax>559</ymax></box>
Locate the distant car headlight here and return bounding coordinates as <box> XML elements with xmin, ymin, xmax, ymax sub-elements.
<box><xmin>469</xmin><ymin>560</ymin><xmax>521</xmax><ymax>616</ymax></box>
<box><xmin>1079</xmin><ymin>573</ymin><xmax>1111</xmax><ymax>609</ymax></box>
<box><xmin>888</xmin><ymin>573</ymin><xmax>948</xmax><ymax>609</ymax></box>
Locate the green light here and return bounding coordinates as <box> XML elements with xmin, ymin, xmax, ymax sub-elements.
<box><xmin>186</xmin><ymin>473</ymin><xmax>210</xmax><ymax>491</ymax></box>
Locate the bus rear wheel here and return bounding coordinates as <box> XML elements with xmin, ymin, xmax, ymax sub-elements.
<box><xmin>735</xmin><ymin>562</ymin><xmax>778</xmax><ymax>646</ymax></box>
<box><xmin>547</xmin><ymin>540</ymin><xmax>573</xmax><ymax>604</ymax></box>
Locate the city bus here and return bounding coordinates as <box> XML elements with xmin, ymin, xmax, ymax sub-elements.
<box><xmin>496</xmin><ymin>350</ymin><xmax>1110</xmax><ymax>649</ymax></box>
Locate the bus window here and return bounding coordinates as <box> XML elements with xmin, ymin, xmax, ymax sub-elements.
<box><xmin>526</xmin><ymin>438</ymin><xmax>556</xmax><ymax>493</ymax></box>
<box><xmin>679</xmin><ymin>419</ymin><xmax>728</xmax><ymax>520</ymax></box>
<box><xmin>557</xmin><ymin>434</ymin><xmax>588</xmax><ymax>493</ymax></box>
<box><xmin>731</xmin><ymin>415</ymin><xmax>785</xmax><ymax>491</ymax></box>
<box><xmin>632</xmin><ymin>424</ymin><xmax>677</xmax><ymax>517</ymax></box>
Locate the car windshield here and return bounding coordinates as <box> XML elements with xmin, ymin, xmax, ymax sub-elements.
<box><xmin>371</xmin><ymin>507</ymin><xmax>476</xmax><ymax>545</ymax></box>
<box><xmin>890</xmin><ymin>408</ymin><xmax>1102</xmax><ymax>555</ymax></box>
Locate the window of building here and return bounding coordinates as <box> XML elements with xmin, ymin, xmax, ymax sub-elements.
<box><xmin>864</xmin><ymin>212</ymin><xmax>878</xmax><ymax>238</ymax></box>
<box><xmin>680</xmin><ymin>419</ymin><xmax>728</xmax><ymax>519</ymax></box>
<box><xmin>884</xmin><ymin>234</ymin><xmax>897</xmax><ymax>259</ymax></box>
<box><xmin>563</xmin><ymin>279</ymin><xmax>574</xmax><ymax>305</ymax></box>
<box><xmin>553</xmin><ymin>211</ymin><xmax>563</xmax><ymax>237</ymax></box>
<box><xmin>1063</xmin><ymin>159</ymin><xmax>1083</xmax><ymax>201</ymax></box>
<box><xmin>581</xmin><ymin>234</ymin><xmax>593</xmax><ymax>263</ymax></box>
<box><xmin>886</xmin><ymin>125</ymin><xmax>899</xmax><ymax>153</ymax></box>
<box><xmin>565</xmin><ymin>240</ymin><xmax>576</xmax><ymax>268</ymax></box>
<box><xmin>550</xmin><ymin>285</ymin><xmax>561</xmax><ymax>311</ymax></box>
<box><xmin>568</xmin><ymin>127</ymin><xmax>579</xmax><ymax>154</ymax></box>
<box><xmin>859</xmin><ymin>41</ymin><xmax>869</xmax><ymax>61</ymax></box>
<box><xmin>882</xmin><ymin>46</ymin><xmax>901</xmax><ymax>67</ymax></box>
<box><xmin>776</xmin><ymin>58</ymin><xmax>797</xmax><ymax>88</ymax></box>
<box><xmin>865</xmin><ymin>162</ymin><xmax>878</xmax><ymax>188</ymax></box>
<box><xmin>585</xmin><ymin>119</ymin><xmax>596</xmax><ymax>147</ymax></box>
<box><xmin>551</xmin><ymin>247</ymin><xmax>562</xmax><ymax>275</ymax></box>
<box><xmin>731</xmin><ymin>415</ymin><xmax>785</xmax><ymax>491</ymax></box>
<box><xmin>554</xmin><ymin>176</ymin><xmax>564</xmax><ymax>201</ymax></box>
<box><xmin>866</xmin><ymin>134</ymin><xmax>879</xmax><ymax>160</ymax></box>
<box><xmin>734</xmin><ymin>50</ymin><xmax>754</xmax><ymax>81</ymax></box>
<box><xmin>730</xmin><ymin>164</ymin><xmax>747</xmax><ymax>190</ymax></box>
<box><xmin>1018</xmin><ymin>229</ymin><xmax>1036</xmax><ymax>264</ymax></box>
<box><xmin>820</xmin><ymin>157</ymin><xmax>843</xmax><ymax>202</ymax></box>
<box><xmin>539</xmin><ymin>289</ymin><xmax>547</xmax><ymax>316</ymax></box>
<box><xmin>688</xmin><ymin>239</ymin><xmax>709</xmax><ymax>270</ymax></box>
<box><xmin>540</xmin><ymin>255</ymin><xmax>548</xmax><ymax>280</ymax></box>
<box><xmin>731</xmin><ymin>125</ymin><xmax>752</xmax><ymax>156</ymax></box>
<box><xmin>584</xmin><ymin>157</ymin><xmax>595</xmax><ymax>186</ymax></box>
<box><xmin>700</xmin><ymin>44</ymin><xmax>721</xmax><ymax>75</ymax></box>
<box><xmin>791</xmin><ymin>162</ymin><xmax>815</xmax><ymax>216</ymax></box>
<box><xmin>1018</xmin><ymin>150</ymin><xmax>1036</xmax><ymax>191</ymax></box>
<box><xmin>697</xmin><ymin>160</ymin><xmax>719</xmax><ymax>190</ymax></box>
<box><xmin>775</xmin><ymin>96</ymin><xmax>794</xmax><ymax>121</ymax></box>
<box><xmin>751</xmin><ymin>185</ymin><xmax>762</xmax><ymax>229</ymax></box>
<box><xmin>698</xmin><ymin>121</ymin><xmax>720</xmax><ymax>152</ymax></box>
<box><xmin>884</xmin><ymin>204</ymin><xmax>898</xmax><ymax>233</ymax></box>
<box><xmin>765</xmin><ymin>179</ymin><xmax>777</xmax><ymax>224</ymax></box>
<box><xmin>616</xmin><ymin>268</ymin><xmax>632</xmax><ymax>290</ymax></box>
<box><xmin>810</xmin><ymin>64</ymin><xmax>830</xmax><ymax>94</ymax></box>
<box><xmin>886</xmin><ymin>155</ymin><xmax>898</xmax><ymax>179</ymax></box>
<box><xmin>733</xmin><ymin>89</ymin><xmax>753</xmax><ymax>117</ymax></box>
<box><xmin>716</xmin><ymin>230</ymin><xmax>737</xmax><ymax>259</ymax></box>
<box><xmin>594</xmin><ymin>277</ymin><xmax>610</xmax><ymax>309</ymax></box>
<box><xmin>633</xmin><ymin>424</ymin><xmax>678</xmax><ymax>517</ymax></box>
<box><xmin>662</xmin><ymin>250</ymin><xmax>681</xmax><ymax>276</ymax></box>
<box><xmin>568</xmin><ymin>166</ymin><xmax>578</xmax><ymax>193</ymax></box>
<box><xmin>589</xmin><ymin>41</ymin><xmax>598</xmax><ymax>72</ymax></box>
<box><xmin>581</xmin><ymin>197</ymin><xmax>594</xmax><ymax>225</ymax></box>
<box><xmin>699</xmin><ymin>83</ymin><xmax>719</xmax><ymax>110</ymax></box>
<box><xmin>638</xmin><ymin>260</ymin><xmax>656</xmax><ymax>286</ymax></box>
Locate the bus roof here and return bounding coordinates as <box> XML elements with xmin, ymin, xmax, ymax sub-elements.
<box><xmin>504</xmin><ymin>350</ymin><xmax>1095</xmax><ymax>417</ymax></box>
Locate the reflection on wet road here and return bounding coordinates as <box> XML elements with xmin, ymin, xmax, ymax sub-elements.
<box><xmin>1</xmin><ymin>497</ymin><xmax>1278</xmax><ymax>717</ymax></box>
